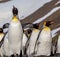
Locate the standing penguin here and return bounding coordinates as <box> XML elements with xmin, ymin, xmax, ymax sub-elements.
<box><xmin>27</xmin><ymin>23</ymin><xmax>40</xmax><ymax>56</ymax></box>
<box><xmin>56</xmin><ymin>35</ymin><xmax>60</xmax><ymax>54</ymax></box>
<box><xmin>35</xmin><ymin>21</ymin><xmax>54</xmax><ymax>56</ymax></box>
<box><xmin>22</xmin><ymin>23</ymin><xmax>33</xmax><ymax>56</ymax></box>
<box><xmin>8</xmin><ymin>6</ymin><xmax>23</xmax><ymax>56</ymax></box>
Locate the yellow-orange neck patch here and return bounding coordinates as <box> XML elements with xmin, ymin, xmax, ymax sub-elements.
<box><xmin>43</xmin><ymin>26</ymin><xmax>50</xmax><ymax>31</ymax></box>
<box><xmin>12</xmin><ymin>16</ymin><xmax>19</xmax><ymax>22</ymax></box>
<box><xmin>34</xmin><ymin>28</ymin><xmax>39</xmax><ymax>32</ymax></box>
<box><xmin>0</xmin><ymin>33</ymin><xmax>4</xmax><ymax>35</ymax></box>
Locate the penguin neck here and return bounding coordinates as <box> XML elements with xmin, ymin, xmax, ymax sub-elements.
<box><xmin>33</xmin><ymin>28</ymin><xmax>39</xmax><ymax>32</ymax></box>
<box><xmin>0</xmin><ymin>33</ymin><xmax>4</xmax><ymax>35</ymax></box>
<box><xmin>43</xmin><ymin>25</ymin><xmax>51</xmax><ymax>31</ymax></box>
<box><xmin>12</xmin><ymin>15</ymin><xmax>19</xmax><ymax>22</ymax></box>
<box><xmin>43</xmin><ymin>25</ymin><xmax>49</xmax><ymax>28</ymax></box>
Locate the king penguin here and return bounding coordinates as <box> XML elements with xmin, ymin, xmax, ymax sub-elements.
<box><xmin>35</xmin><ymin>21</ymin><xmax>54</xmax><ymax>56</ymax></box>
<box><xmin>7</xmin><ymin>6</ymin><xmax>23</xmax><ymax>56</ymax></box>
<box><xmin>56</xmin><ymin>35</ymin><xmax>60</xmax><ymax>54</ymax></box>
<box><xmin>26</xmin><ymin>23</ymin><xmax>40</xmax><ymax>56</ymax></box>
<box><xmin>22</xmin><ymin>23</ymin><xmax>33</xmax><ymax>56</ymax></box>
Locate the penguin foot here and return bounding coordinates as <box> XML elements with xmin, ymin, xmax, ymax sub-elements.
<box><xmin>20</xmin><ymin>50</ymin><xmax>22</xmax><ymax>57</ymax></box>
<box><xmin>50</xmin><ymin>54</ymin><xmax>54</xmax><ymax>56</ymax></box>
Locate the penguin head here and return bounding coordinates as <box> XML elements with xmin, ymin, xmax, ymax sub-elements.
<box><xmin>33</xmin><ymin>23</ymin><xmax>40</xmax><ymax>29</ymax></box>
<box><xmin>12</xmin><ymin>6</ymin><xmax>18</xmax><ymax>16</ymax></box>
<box><xmin>28</xmin><ymin>29</ymin><xmax>32</xmax><ymax>34</ymax></box>
<box><xmin>23</xmin><ymin>23</ymin><xmax>33</xmax><ymax>37</ymax></box>
<box><xmin>3</xmin><ymin>23</ymin><xmax>9</xmax><ymax>29</ymax></box>
<box><xmin>23</xmin><ymin>23</ymin><xmax>33</xmax><ymax>31</ymax></box>
<box><xmin>0</xmin><ymin>28</ymin><xmax>3</xmax><ymax>33</ymax></box>
<box><xmin>44</xmin><ymin>21</ymin><xmax>54</xmax><ymax>27</ymax></box>
<box><xmin>12</xmin><ymin>6</ymin><xmax>19</xmax><ymax>22</ymax></box>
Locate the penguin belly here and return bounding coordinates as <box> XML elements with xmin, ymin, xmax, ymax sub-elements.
<box><xmin>36</xmin><ymin>29</ymin><xmax>52</xmax><ymax>56</ymax></box>
<box><xmin>22</xmin><ymin>33</ymin><xmax>28</xmax><ymax>54</ymax></box>
<box><xmin>22</xmin><ymin>33</ymin><xmax>28</xmax><ymax>47</ymax></box>
<box><xmin>27</xmin><ymin>29</ymin><xmax>40</xmax><ymax>56</ymax></box>
<box><xmin>56</xmin><ymin>35</ymin><xmax>60</xmax><ymax>53</ymax></box>
<box><xmin>3</xmin><ymin>33</ymin><xmax>13</xmax><ymax>56</ymax></box>
<box><xmin>8</xmin><ymin>21</ymin><xmax>23</xmax><ymax>55</ymax></box>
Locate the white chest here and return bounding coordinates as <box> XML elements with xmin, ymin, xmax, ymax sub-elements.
<box><xmin>36</xmin><ymin>29</ymin><xmax>52</xmax><ymax>56</ymax></box>
<box><xmin>0</xmin><ymin>34</ymin><xmax>4</xmax><ymax>42</ymax></box>
<box><xmin>8</xmin><ymin>21</ymin><xmax>23</xmax><ymax>44</ymax></box>
<box><xmin>27</xmin><ymin>29</ymin><xmax>40</xmax><ymax>55</ymax></box>
<box><xmin>39</xmin><ymin>29</ymin><xmax>52</xmax><ymax>42</ymax></box>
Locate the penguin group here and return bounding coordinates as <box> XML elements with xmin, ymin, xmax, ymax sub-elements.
<box><xmin>0</xmin><ymin>6</ymin><xmax>60</xmax><ymax>57</ymax></box>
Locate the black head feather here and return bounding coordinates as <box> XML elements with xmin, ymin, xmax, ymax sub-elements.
<box><xmin>33</xmin><ymin>23</ymin><xmax>39</xmax><ymax>29</ymax></box>
<box><xmin>3</xmin><ymin>23</ymin><xmax>9</xmax><ymax>29</ymax></box>
<box><xmin>12</xmin><ymin>6</ymin><xmax>18</xmax><ymax>16</ymax></box>
<box><xmin>46</xmin><ymin>21</ymin><xmax>51</xmax><ymax>27</ymax></box>
<box><xmin>46</xmin><ymin>21</ymin><xmax>54</xmax><ymax>27</ymax></box>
